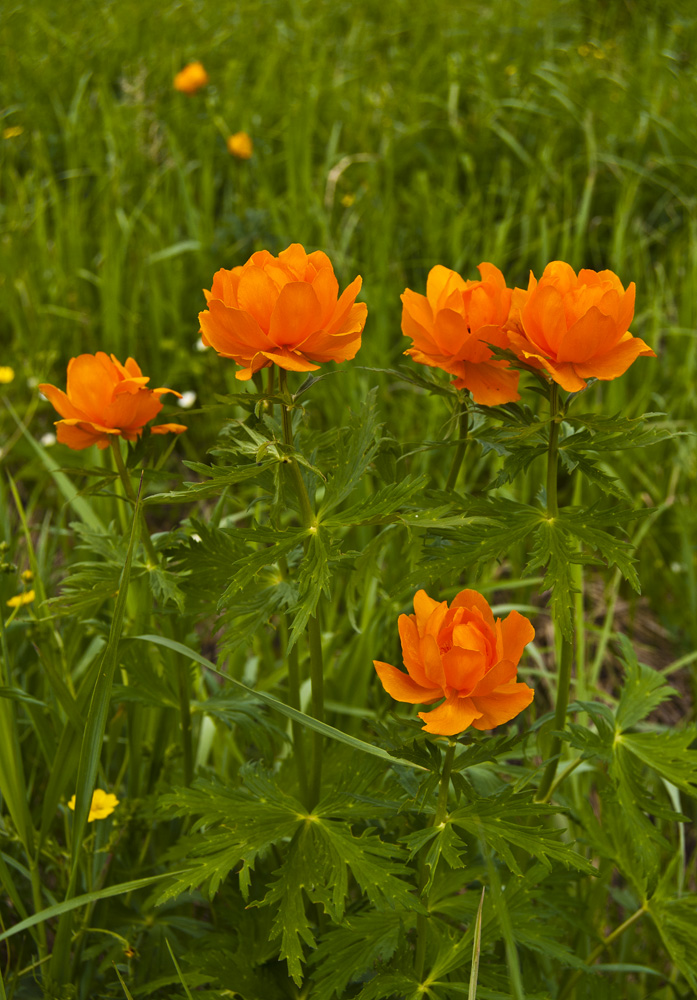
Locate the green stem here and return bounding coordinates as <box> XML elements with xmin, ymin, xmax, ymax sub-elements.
<box><xmin>110</xmin><ymin>439</ymin><xmax>159</xmax><ymax>568</ymax></box>
<box><xmin>445</xmin><ymin>398</ymin><xmax>469</xmax><ymax>492</ymax></box>
<box><xmin>559</xmin><ymin>905</ymin><xmax>646</xmax><ymax>1000</ymax></box>
<box><xmin>266</xmin><ymin>364</ymin><xmax>275</xmax><ymax>416</ymax></box>
<box><xmin>536</xmin><ymin>382</ymin><xmax>573</xmax><ymax>802</ymax></box>
<box><xmin>286</xmin><ymin>624</ymin><xmax>308</xmax><ymax>803</ymax></box>
<box><xmin>415</xmin><ymin>740</ymin><xmax>456</xmax><ymax>982</ymax></box>
<box><xmin>546</xmin><ymin>382</ymin><xmax>560</xmax><ymax>517</ymax></box>
<box><xmin>278</xmin><ymin>369</ymin><xmax>324</xmax><ymax>809</ymax></box>
<box><xmin>536</xmin><ymin>635</ymin><xmax>573</xmax><ymax>802</ymax></box>
<box><xmin>177</xmin><ymin>661</ymin><xmax>193</xmax><ymax>786</ymax></box>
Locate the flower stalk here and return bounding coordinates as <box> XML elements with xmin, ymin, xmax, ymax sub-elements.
<box><xmin>279</xmin><ymin>369</ymin><xmax>325</xmax><ymax>809</ymax></box>
<box><xmin>110</xmin><ymin>439</ymin><xmax>159</xmax><ymax>569</ymax></box>
<box><xmin>415</xmin><ymin>740</ymin><xmax>457</xmax><ymax>981</ymax></box>
<box><xmin>445</xmin><ymin>397</ymin><xmax>469</xmax><ymax>492</ymax></box>
<box><xmin>536</xmin><ymin>382</ymin><xmax>573</xmax><ymax>802</ymax></box>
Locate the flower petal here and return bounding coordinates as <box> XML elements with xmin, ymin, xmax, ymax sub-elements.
<box><xmin>496</xmin><ymin>610</ymin><xmax>535</xmax><ymax>665</ymax></box>
<box><xmin>397</xmin><ymin>614</ymin><xmax>432</xmax><ymax>688</ymax></box>
<box><xmin>418</xmin><ymin>694</ymin><xmax>482</xmax><ymax>735</ymax></box>
<box><xmin>450</xmin><ymin>590</ymin><xmax>496</xmax><ymax>631</ymax></box>
<box><xmin>268</xmin><ymin>282</ymin><xmax>323</xmax><ymax>347</ymax></box>
<box><xmin>151</xmin><ymin>423</ymin><xmax>187</xmax><ymax>435</ymax></box>
<box><xmin>573</xmin><ymin>334</ymin><xmax>656</xmax><ymax>381</ymax></box>
<box><xmin>373</xmin><ymin>661</ymin><xmax>440</xmax><ymax>704</ymax></box>
<box><xmin>470</xmin><ymin>682</ymin><xmax>534</xmax><ymax>730</ymax></box>
<box><xmin>556</xmin><ymin>307</ymin><xmax>622</xmax><ymax>363</ymax></box>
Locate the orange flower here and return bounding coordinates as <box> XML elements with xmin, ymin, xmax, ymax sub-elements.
<box><xmin>173</xmin><ymin>61</ymin><xmax>209</xmax><ymax>94</ymax></box>
<box><xmin>199</xmin><ymin>243</ymin><xmax>367</xmax><ymax>380</ymax></box>
<box><xmin>374</xmin><ymin>589</ymin><xmax>535</xmax><ymax>736</ymax></box>
<box><xmin>507</xmin><ymin>261</ymin><xmax>655</xmax><ymax>391</ymax></box>
<box><xmin>227</xmin><ymin>131</ymin><xmax>253</xmax><ymax>159</ymax></box>
<box><xmin>39</xmin><ymin>353</ymin><xmax>187</xmax><ymax>451</ymax></box>
<box><xmin>401</xmin><ymin>263</ymin><xmax>520</xmax><ymax>406</ymax></box>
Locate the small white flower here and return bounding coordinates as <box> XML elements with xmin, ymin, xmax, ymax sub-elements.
<box><xmin>191</xmin><ymin>533</ymin><xmax>202</xmax><ymax>543</ymax></box>
<box><xmin>177</xmin><ymin>390</ymin><xmax>197</xmax><ymax>409</ymax></box>
<box><xmin>40</xmin><ymin>432</ymin><xmax>56</xmax><ymax>447</ymax></box>
<box><xmin>195</xmin><ymin>338</ymin><xmax>209</xmax><ymax>352</ymax></box>
<box><xmin>26</xmin><ymin>376</ymin><xmax>39</xmax><ymax>389</ymax></box>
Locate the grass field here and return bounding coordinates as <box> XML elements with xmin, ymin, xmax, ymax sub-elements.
<box><xmin>1</xmin><ymin>1</ymin><xmax>697</xmax><ymax>997</ymax></box>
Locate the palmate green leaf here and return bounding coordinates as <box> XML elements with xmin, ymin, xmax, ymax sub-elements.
<box><xmin>156</xmin><ymin>772</ymin><xmax>305</xmax><ymax>902</ymax></box>
<box><xmin>143</xmin><ymin>459</ymin><xmax>276</xmax><ymax>504</ymax></box>
<box><xmin>323</xmin><ymin>475</ymin><xmax>430</xmax><ymax>528</ymax></box>
<box><xmin>310</xmin><ymin>911</ymin><xmax>405</xmax><ymax>1000</ymax></box>
<box><xmin>318</xmin><ymin>387</ymin><xmax>381</xmax><ymax>515</ymax></box>
<box><xmin>619</xmin><ymin>729</ymin><xmax>697</xmax><ymax>799</ymax></box>
<box><xmin>449</xmin><ymin>788</ymin><xmax>595</xmax><ymax>876</ymax></box>
<box><xmin>355</xmin><ymin>971</ymin><xmax>423</xmax><ymax>1000</ymax></box>
<box><xmin>288</xmin><ymin>528</ymin><xmax>338</xmax><ymax>648</ymax></box>
<box><xmin>648</xmin><ymin>894</ymin><xmax>697</xmax><ymax>991</ymax></box>
<box><xmin>558</xmin><ymin>450</ymin><xmax>628</xmax><ymax>498</ymax></box>
<box><xmin>614</xmin><ymin>635</ymin><xmax>677</xmax><ymax>731</ymax></box>
<box><xmin>527</xmin><ymin>517</ymin><xmax>578</xmax><ymax>640</ymax></box>
<box><xmin>563</xmin><ymin>410</ymin><xmax>674</xmax><ymax>452</ymax></box>
<box><xmin>219</xmin><ymin>527</ymin><xmax>308</xmax><ymax>604</ymax></box>
<box><xmin>220</xmin><ymin>578</ymin><xmax>296</xmax><ymax>655</ymax></box>
<box><xmin>559</xmin><ymin>503</ymin><xmax>642</xmax><ymax>592</ymax></box>
<box><xmin>174</xmin><ymin>519</ymin><xmax>247</xmax><ymax>612</ymax></box>
<box><xmin>259</xmin><ymin>816</ymin><xmax>419</xmax><ymax>986</ymax></box>
<box><xmin>402</xmin><ymin>821</ymin><xmax>466</xmax><ymax>893</ymax></box>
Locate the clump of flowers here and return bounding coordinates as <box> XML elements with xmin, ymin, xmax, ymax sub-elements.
<box><xmin>401</xmin><ymin>263</ymin><xmax>520</xmax><ymax>405</ymax></box>
<box><xmin>39</xmin><ymin>353</ymin><xmax>187</xmax><ymax>450</ymax></box>
<box><xmin>374</xmin><ymin>588</ymin><xmax>535</xmax><ymax>735</ymax></box>
<box><xmin>507</xmin><ymin>261</ymin><xmax>655</xmax><ymax>391</ymax></box>
<box><xmin>199</xmin><ymin>243</ymin><xmax>367</xmax><ymax>380</ymax></box>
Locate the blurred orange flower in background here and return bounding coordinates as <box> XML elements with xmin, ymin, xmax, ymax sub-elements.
<box><xmin>173</xmin><ymin>61</ymin><xmax>209</xmax><ymax>94</ymax></box>
<box><xmin>199</xmin><ymin>243</ymin><xmax>367</xmax><ymax>380</ymax></box>
<box><xmin>39</xmin><ymin>353</ymin><xmax>187</xmax><ymax>450</ymax></box>
<box><xmin>401</xmin><ymin>263</ymin><xmax>520</xmax><ymax>406</ymax></box>
<box><xmin>227</xmin><ymin>132</ymin><xmax>253</xmax><ymax>159</ymax></box>
<box><xmin>374</xmin><ymin>589</ymin><xmax>535</xmax><ymax>736</ymax></box>
<box><xmin>507</xmin><ymin>261</ymin><xmax>655</xmax><ymax>391</ymax></box>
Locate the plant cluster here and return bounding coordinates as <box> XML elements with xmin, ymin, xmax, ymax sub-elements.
<box><xmin>1</xmin><ymin>242</ymin><xmax>694</xmax><ymax>1000</ymax></box>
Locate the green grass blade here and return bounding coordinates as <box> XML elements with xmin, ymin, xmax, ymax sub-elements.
<box><xmin>468</xmin><ymin>887</ymin><xmax>486</xmax><ymax>1000</ymax></box>
<box><xmin>0</xmin><ymin>873</ymin><xmax>174</xmax><ymax>945</ymax></box>
<box><xmin>166</xmin><ymin>938</ymin><xmax>194</xmax><ymax>1000</ymax></box>
<box><xmin>4</xmin><ymin>399</ymin><xmax>104</xmax><ymax>531</ymax></box>
<box><xmin>134</xmin><ymin>634</ymin><xmax>425</xmax><ymax>771</ymax></box>
<box><xmin>113</xmin><ymin>965</ymin><xmax>135</xmax><ymax>999</ymax></box>
<box><xmin>50</xmin><ymin>479</ymin><xmax>141</xmax><ymax>983</ymax></box>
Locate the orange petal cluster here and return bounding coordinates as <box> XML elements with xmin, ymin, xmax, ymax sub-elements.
<box><xmin>199</xmin><ymin>243</ymin><xmax>367</xmax><ymax>381</ymax></box>
<box><xmin>401</xmin><ymin>263</ymin><xmax>521</xmax><ymax>406</ymax></box>
<box><xmin>507</xmin><ymin>261</ymin><xmax>655</xmax><ymax>391</ymax></box>
<box><xmin>374</xmin><ymin>589</ymin><xmax>535</xmax><ymax>736</ymax></box>
<box><xmin>173</xmin><ymin>61</ymin><xmax>209</xmax><ymax>94</ymax></box>
<box><xmin>227</xmin><ymin>131</ymin><xmax>253</xmax><ymax>159</ymax></box>
<box><xmin>39</xmin><ymin>353</ymin><xmax>187</xmax><ymax>451</ymax></box>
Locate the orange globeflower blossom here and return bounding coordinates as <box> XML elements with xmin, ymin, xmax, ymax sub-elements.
<box><xmin>401</xmin><ymin>263</ymin><xmax>520</xmax><ymax>406</ymax></box>
<box><xmin>374</xmin><ymin>589</ymin><xmax>535</xmax><ymax>736</ymax></box>
<box><xmin>199</xmin><ymin>243</ymin><xmax>367</xmax><ymax>380</ymax></box>
<box><xmin>227</xmin><ymin>131</ymin><xmax>253</xmax><ymax>159</ymax></box>
<box><xmin>39</xmin><ymin>353</ymin><xmax>187</xmax><ymax>451</ymax></box>
<box><xmin>507</xmin><ymin>261</ymin><xmax>655</xmax><ymax>392</ymax></box>
<box><xmin>173</xmin><ymin>61</ymin><xmax>209</xmax><ymax>94</ymax></box>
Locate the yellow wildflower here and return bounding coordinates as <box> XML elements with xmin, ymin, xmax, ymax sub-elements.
<box><xmin>6</xmin><ymin>590</ymin><xmax>35</xmax><ymax>608</ymax></box>
<box><xmin>21</xmin><ymin>570</ymin><xmax>34</xmax><ymax>583</ymax></box>
<box><xmin>68</xmin><ymin>789</ymin><xmax>119</xmax><ymax>822</ymax></box>
<box><xmin>0</xmin><ymin>367</ymin><xmax>15</xmax><ymax>384</ymax></box>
